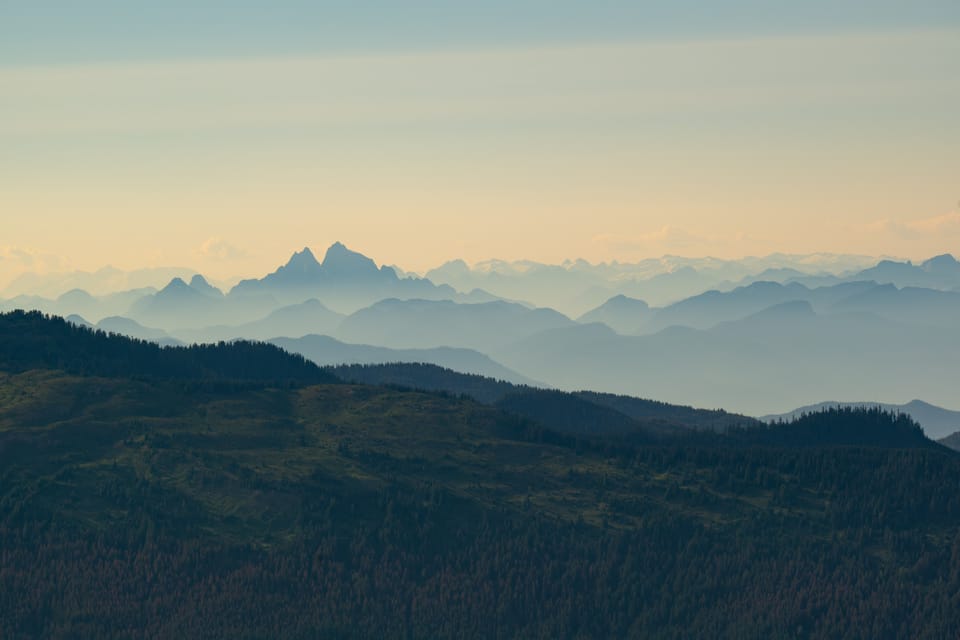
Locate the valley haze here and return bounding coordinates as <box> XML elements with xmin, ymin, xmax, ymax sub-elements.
<box><xmin>4</xmin><ymin>241</ymin><xmax>959</xmax><ymax>421</ymax></box>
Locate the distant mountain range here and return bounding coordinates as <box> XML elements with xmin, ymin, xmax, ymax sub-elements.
<box><xmin>491</xmin><ymin>303</ymin><xmax>960</xmax><ymax>416</ymax></box>
<box><xmin>425</xmin><ymin>252</ymin><xmax>885</xmax><ymax>314</ymax></box>
<box><xmin>271</xmin><ymin>335</ymin><xmax>539</xmax><ymax>386</ymax></box>
<box><xmin>335</xmin><ymin>298</ymin><xmax>575</xmax><ymax>352</ymax></box>
<box><xmin>425</xmin><ymin>253</ymin><xmax>960</xmax><ymax>317</ymax></box>
<box><xmin>0</xmin><ymin>265</ymin><xmax>200</xmax><ymax>298</ymax></box>
<box><xmin>6</xmin><ymin>248</ymin><xmax>960</xmax><ymax>417</ymax></box>
<box><xmin>171</xmin><ymin>299</ymin><xmax>345</xmax><ymax>344</ymax></box>
<box><xmin>5</xmin><ymin>248</ymin><xmax>957</xmax><ymax>331</ymax></box>
<box><xmin>228</xmin><ymin>243</ymin><xmax>497</xmax><ymax>312</ymax></box>
<box><xmin>578</xmin><ymin>277</ymin><xmax>960</xmax><ymax>335</ymax></box>
<box><xmin>576</xmin><ymin>294</ymin><xmax>650</xmax><ymax>334</ymax></box>
<box><xmin>65</xmin><ymin>314</ymin><xmax>184</xmax><ymax>347</ymax></box>
<box><xmin>1</xmin><ymin>243</ymin><xmax>504</xmax><ymax>327</ymax></box>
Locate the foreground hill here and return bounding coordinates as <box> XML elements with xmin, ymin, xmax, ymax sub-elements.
<box><xmin>1</xmin><ymin>312</ymin><xmax>959</xmax><ymax>638</ymax></box>
<box><xmin>0</xmin><ymin>310</ymin><xmax>337</xmax><ymax>385</ymax></box>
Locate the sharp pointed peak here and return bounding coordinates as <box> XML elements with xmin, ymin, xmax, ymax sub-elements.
<box><xmin>322</xmin><ymin>241</ymin><xmax>359</xmax><ymax>259</ymax></box>
<box><xmin>287</xmin><ymin>246</ymin><xmax>319</xmax><ymax>263</ymax></box>
<box><xmin>188</xmin><ymin>274</ymin><xmax>224</xmax><ymax>297</ymax></box>
<box><xmin>276</xmin><ymin>247</ymin><xmax>323</xmax><ymax>276</ymax></box>
<box><xmin>321</xmin><ymin>242</ymin><xmax>378</xmax><ymax>271</ymax></box>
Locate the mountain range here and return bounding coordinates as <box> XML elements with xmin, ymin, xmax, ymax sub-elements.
<box><xmin>272</xmin><ymin>335</ymin><xmax>539</xmax><ymax>386</ymax></box>
<box><xmin>491</xmin><ymin>303</ymin><xmax>960</xmax><ymax>416</ymax></box>
<box><xmin>576</xmin><ymin>278</ymin><xmax>960</xmax><ymax>335</ymax></box>
<box><xmin>6</xmin><ymin>246</ymin><xmax>960</xmax><ymax>418</ymax></box>
<box><xmin>424</xmin><ymin>252</ymin><xmax>883</xmax><ymax>314</ymax></box>
<box><xmin>229</xmin><ymin>243</ymin><xmax>496</xmax><ymax>312</ymax></box>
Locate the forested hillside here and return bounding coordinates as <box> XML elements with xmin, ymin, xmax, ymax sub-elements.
<box><xmin>1</xmin><ymin>313</ymin><xmax>959</xmax><ymax>638</ymax></box>
<box><xmin>329</xmin><ymin>362</ymin><xmax>759</xmax><ymax>437</ymax></box>
<box><xmin>0</xmin><ymin>310</ymin><xmax>336</xmax><ymax>385</ymax></box>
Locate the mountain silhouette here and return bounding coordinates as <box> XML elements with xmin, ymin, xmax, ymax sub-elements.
<box><xmin>228</xmin><ymin>243</ymin><xmax>461</xmax><ymax>311</ymax></box>
<box><xmin>188</xmin><ymin>274</ymin><xmax>224</xmax><ymax>298</ymax></box>
<box><xmin>849</xmin><ymin>255</ymin><xmax>960</xmax><ymax>289</ymax></box>
<box><xmin>319</xmin><ymin>241</ymin><xmax>386</xmax><ymax>279</ymax></box>
<box><xmin>577</xmin><ymin>294</ymin><xmax>650</xmax><ymax>334</ymax></box>
<box><xmin>272</xmin><ymin>334</ymin><xmax>539</xmax><ymax>386</ymax></box>
<box><xmin>921</xmin><ymin>253</ymin><xmax>960</xmax><ymax>275</ymax></box>
<box><xmin>128</xmin><ymin>277</ymin><xmax>227</xmax><ymax>328</ymax></box>
<box><xmin>97</xmin><ymin>315</ymin><xmax>174</xmax><ymax>343</ymax></box>
<box><xmin>494</xmin><ymin>304</ymin><xmax>960</xmax><ymax>416</ymax></box>
<box><xmin>172</xmin><ymin>299</ymin><xmax>345</xmax><ymax>343</ymax></box>
<box><xmin>336</xmin><ymin>298</ymin><xmax>575</xmax><ymax>352</ymax></box>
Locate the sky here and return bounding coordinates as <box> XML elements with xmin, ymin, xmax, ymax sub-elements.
<box><xmin>2</xmin><ymin>1</ymin><xmax>959</xmax><ymax>282</ymax></box>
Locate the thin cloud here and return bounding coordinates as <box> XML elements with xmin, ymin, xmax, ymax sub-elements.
<box><xmin>3</xmin><ymin>28</ymin><xmax>957</xmax><ymax>136</ymax></box>
<box><xmin>0</xmin><ymin>246</ymin><xmax>68</xmax><ymax>272</ymax></box>
<box><xmin>864</xmin><ymin>212</ymin><xmax>960</xmax><ymax>238</ymax></box>
<box><xmin>197</xmin><ymin>238</ymin><xmax>251</xmax><ymax>261</ymax></box>
<box><xmin>0</xmin><ymin>246</ymin><xmax>70</xmax><ymax>291</ymax></box>
<box><xmin>592</xmin><ymin>226</ymin><xmax>706</xmax><ymax>253</ymax></box>
<box><xmin>904</xmin><ymin>211</ymin><xmax>960</xmax><ymax>235</ymax></box>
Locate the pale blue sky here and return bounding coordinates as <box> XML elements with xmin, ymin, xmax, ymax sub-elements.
<box><xmin>2</xmin><ymin>2</ymin><xmax>959</xmax><ymax>279</ymax></box>
<box><xmin>3</xmin><ymin>1</ymin><xmax>960</xmax><ymax>64</ymax></box>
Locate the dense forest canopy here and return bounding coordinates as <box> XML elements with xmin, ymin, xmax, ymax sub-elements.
<box><xmin>1</xmin><ymin>312</ymin><xmax>958</xmax><ymax>638</ymax></box>
<box><xmin>0</xmin><ymin>310</ymin><xmax>338</xmax><ymax>385</ymax></box>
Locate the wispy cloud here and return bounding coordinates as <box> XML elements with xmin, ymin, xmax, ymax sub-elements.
<box><xmin>197</xmin><ymin>238</ymin><xmax>250</xmax><ymax>261</ymax></box>
<box><xmin>864</xmin><ymin>211</ymin><xmax>960</xmax><ymax>238</ymax></box>
<box><xmin>0</xmin><ymin>246</ymin><xmax>68</xmax><ymax>272</ymax></box>
<box><xmin>0</xmin><ymin>246</ymin><xmax>70</xmax><ymax>290</ymax></box>
<box><xmin>592</xmin><ymin>226</ymin><xmax>707</xmax><ymax>253</ymax></box>
<box><xmin>2</xmin><ymin>28</ymin><xmax>957</xmax><ymax>136</ymax></box>
<box><xmin>903</xmin><ymin>211</ymin><xmax>960</xmax><ymax>235</ymax></box>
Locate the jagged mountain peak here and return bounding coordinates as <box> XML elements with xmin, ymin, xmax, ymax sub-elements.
<box><xmin>162</xmin><ymin>277</ymin><xmax>190</xmax><ymax>291</ymax></box>
<box><xmin>283</xmin><ymin>247</ymin><xmax>322</xmax><ymax>271</ymax></box>
<box><xmin>154</xmin><ymin>277</ymin><xmax>213</xmax><ymax>302</ymax></box>
<box><xmin>189</xmin><ymin>274</ymin><xmax>223</xmax><ymax>297</ymax></box>
<box><xmin>322</xmin><ymin>241</ymin><xmax>370</xmax><ymax>263</ymax></box>
<box><xmin>320</xmin><ymin>242</ymin><xmax>383</xmax><ymax>277</ymax></box>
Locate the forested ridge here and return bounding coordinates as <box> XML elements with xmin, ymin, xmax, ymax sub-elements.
<box><xmin>0</xmin><ymin>310</ymin><xmax>337</xmax><ymax>385</ymax></box>
<box><xmin>330</xmin><ymin>361</ymin><xmax>761</xmax><ymax>436</ymax></box>
<box><xmin>1</xmin><ymin>312</ymin><xmax>959</xmax><ymax>638</ymax></box>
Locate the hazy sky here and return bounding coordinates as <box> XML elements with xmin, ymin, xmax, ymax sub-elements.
<box><xmin>2</xmin><ymin>1</ymin><xmax>959</xmax><ymax>281</ymax></box>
